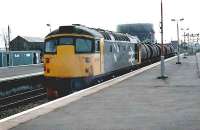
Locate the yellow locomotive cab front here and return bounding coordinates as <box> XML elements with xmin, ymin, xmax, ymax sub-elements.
<box><xmin>44</xmin><ymin>35</ymin><xmax>103</xmax><ymax>78</ymax></box>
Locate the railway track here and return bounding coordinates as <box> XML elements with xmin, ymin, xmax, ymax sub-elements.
<box><xmin>0</xmin><ymin>88</ymin><xmax>47</xmax><ymax>111</ymax></box>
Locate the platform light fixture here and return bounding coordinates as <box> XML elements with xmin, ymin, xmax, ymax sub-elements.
<box><xmin>171</xmin><ymin>18</ymin><xmax>184</xmax><ymax>64</ymax></box>
<box><xmin>46</xmin><ymin>24</ymin><xmax>51</xmax><ymax>33</ymax></box>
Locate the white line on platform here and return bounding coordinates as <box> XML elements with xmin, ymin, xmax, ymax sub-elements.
<box><xmin>0</xmin><ymin>63</ymin><xmax>43</xmax><ymax>70</ymax></box>
<box><xmin>0</xmin><ymin>56</ymin><xmax>177</xmax><ymax>130</ymax></box>
<box><xmin>0</xmin><ymin>72</ymin><xmax>44</xmax><ymax>83</ymax></box>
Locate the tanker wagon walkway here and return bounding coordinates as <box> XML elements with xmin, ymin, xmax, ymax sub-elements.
<box><xmin>2</xmin><ymin>54</ymin><xmax>200</xmax><ymax>130</ymax></box>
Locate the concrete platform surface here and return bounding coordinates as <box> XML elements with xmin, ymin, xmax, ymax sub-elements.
<box><xmin>0</xmin><ymin>64</ymin><xmax>43</xmax><ymax>82</ymax></box>
<box><xmin>10</xmin><ymin>55</ymin><xmax>200</xmax><ymax>130</ymax></box>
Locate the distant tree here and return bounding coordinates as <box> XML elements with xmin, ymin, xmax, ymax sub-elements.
<box><xmin>2</xmin><ymin>31</ymin><xmax>8</xmax><ymax>51</ymax></box>
<box><xmin>1</xmin><ymin>26</ymin><xmax>11</xmax><ymax>51</ymax></box>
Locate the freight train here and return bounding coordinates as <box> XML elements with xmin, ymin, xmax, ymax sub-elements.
<box><xmin>43</xmin><ymin>24</ymin><xmax>175</xmax><ymax>99</ymax></box>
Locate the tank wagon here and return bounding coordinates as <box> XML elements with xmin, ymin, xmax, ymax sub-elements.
<box><xmin>43</xmin><ymin>24</ymin><xmax>175</xmax><ymax>98</ymax></box>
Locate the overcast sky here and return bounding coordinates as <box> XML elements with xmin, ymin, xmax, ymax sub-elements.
<box><xmin>0</xmin><ymin>0</ymin><xmax>200</xmax><ymax>47</ymax></box>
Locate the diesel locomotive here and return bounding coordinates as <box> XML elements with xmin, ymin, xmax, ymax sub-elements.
<box><xmin>43</xmin><ymin>24</ymin><xmax>175</xmax><ymax>98</ymax></box>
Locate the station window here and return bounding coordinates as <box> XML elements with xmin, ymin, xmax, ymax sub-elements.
<box><xmin>14</xmin><ymin>54</ymin><xmax>20</xmax><ymax>57</ymax></box>
<box><xmin>25</xmin><ymin>53</ymin><xmax>31</xmax><ymax>57</ymax></box>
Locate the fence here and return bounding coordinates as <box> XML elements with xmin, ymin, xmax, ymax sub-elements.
<box><xmin>0</xmin><ymin>51</ymin><xmax>41</xmax><ymax>67</ymax></box>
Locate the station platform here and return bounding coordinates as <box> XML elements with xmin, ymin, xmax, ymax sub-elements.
<box><xmin>0</xmin><ymin>64</ymin><xmax>43</xmax><ymax>82</ymax></box>
<box><xmin>2</xmin><ymin>55</ymin><xmax>200</xmax><ymax>130</ymax></box>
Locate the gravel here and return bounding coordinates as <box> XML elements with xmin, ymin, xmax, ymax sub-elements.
<box><xmin>0</xmin><ymin>99</ymin><xmax>48</xmax><ymax>119</ymax></box>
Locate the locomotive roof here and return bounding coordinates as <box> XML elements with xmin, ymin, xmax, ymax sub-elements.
<box><xmin>45</xmin><ymin>24</ymin><xmax>140</xmax><ymax>43</ymax></box>
<box><xmin>45</xmin><ymin>25</ymin><xmax>102</xmax><ymax>39</ymax></box>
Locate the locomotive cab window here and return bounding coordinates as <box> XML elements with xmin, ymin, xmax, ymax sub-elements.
<box><xmin>45</xmin><ymin>39</ymin><xmax>57</xmax><ymax>53</ymax></box>
<box><xmin>95</xmin><ymin>41</ymin><xmax>100</xmax><ymax>52</ymax></box>
<box><xmin>75</xmin><ymin>38</ymin><xmax>93</xmax><ymax>53</ymax></box>
<box><xmin>59</xmin><ymin>37</ymin><xmax>73</xmax><ymax>45</ymax></box>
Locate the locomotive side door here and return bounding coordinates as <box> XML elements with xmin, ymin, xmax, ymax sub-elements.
<box><xmin>99</xmin><ymin>38</ymin><xmax>104</xmax><ymax>74</ymax></box>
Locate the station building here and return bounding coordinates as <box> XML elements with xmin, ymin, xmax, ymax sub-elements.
<box><xmin>0</xmin><ymin>36</ymin><xmax>44</xmax><ymax>67</ymax></box>
<box><xmin>9</xmin><ymin>36</ymin><xmax>44</xmax><ymax>53</ymax></box>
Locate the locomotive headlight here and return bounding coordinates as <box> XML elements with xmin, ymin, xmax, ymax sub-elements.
<box><xmin>44</xmin><ymin>65</ymin><xmax>46</xmax><ymax>71</ymax></box>
<box><xmin>85</xmin><ymin>68</ymin><xmax>89</xmax><ymax>73</ymax></box>
<box><xmin>47</xmin><ymin>68</ymin><xmax>50</xmax><ymax>73</ymax></box>
<box><xmin>45</xmin><ymin>58</ymin><xmax>50</xmax><ymax>63</ymax></box>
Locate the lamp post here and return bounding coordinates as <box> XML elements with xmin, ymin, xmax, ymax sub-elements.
<box><xmin>46</xmin><ymin>24</ymin><xmax>51</xmax><ymax>33</ymax></box>
<box><xmin>171</xmin><ymin>18</ymin><xmax>184</xmax><ymax>64</ymax></box>
<box><xmin>158</xmin><ymin>0</ymin><xmax>168</xmax><ymax>79</ymax></box>
<box><xmin>181</xmin><ymin>28</ymin><xmax>189</xmax><ymax>43</ymax></box>
<box><xmin>7</xmin><ymin>25</ymin><xmax>11</xmax><ymax>51</ymax></box>
<box><xmin>181</xmin><ymin>28</ymin><xmax>189</xmax><ymax>58</ymax></box>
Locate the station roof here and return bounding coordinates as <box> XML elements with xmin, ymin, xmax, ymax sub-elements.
<box><xmin>20</xmin><ymin>36</ymin><xmax>44</xmax><ymax>42</ymax></box>
<box><xmin>11</xmin><ymin>36</ymin><xmax>44</xmax><ymax>43</ymax></box>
